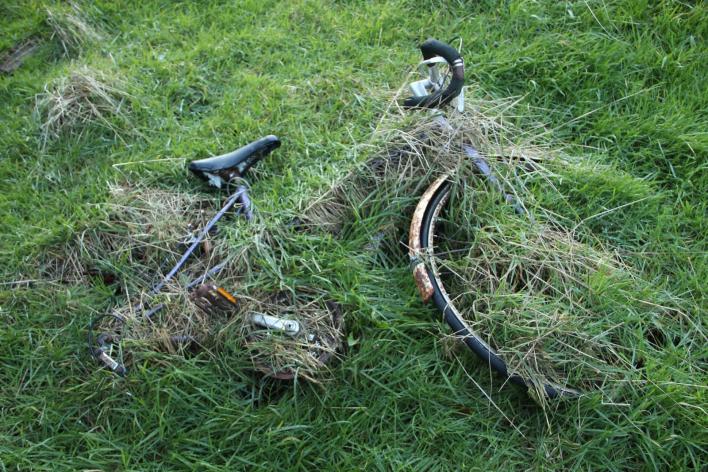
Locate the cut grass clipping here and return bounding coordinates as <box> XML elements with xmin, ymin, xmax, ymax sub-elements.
<box><xmin>53</xmin><ymin>181</ymin><xmax>343</xmax><ymax>381</ymax></box>
<box><xmin>47</xmin><ymin>183</ymin><xmax>217</xmax><ymax>287</ymax></box>
<box><xmin>299</xmin><ymin>90</ymin><xmax>703</xmax><ymax>403</ymax></box>
<box><xmin>35</xmin><ymin>65</ymin><xmax>130</xmax><ymax>145</ymax></box>
<box><xmin>236</xmin><ymin>290</ymin><xmax>344</xmax><ymax>382</ymax></box>
<box><xmin>45</xmin><ymin>1</ymin><xmax>102</xmax><ymax>57</ymax></box>
<box><xmin>50</xmin><ymin>183</ymin><xmax>223</xmax><ymax>365</ymax></box>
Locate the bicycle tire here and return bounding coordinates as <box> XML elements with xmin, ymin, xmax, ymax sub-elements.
<box><xmin>409</xmin><ymin>174</ymin><xmax>579</xmax><ymax>399</ymax></box>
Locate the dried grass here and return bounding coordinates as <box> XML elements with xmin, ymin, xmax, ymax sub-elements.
<box><xmin>420</xmin><ymin>109</ymin><xmax>688</xmax><ymax>398</ymax></box>
<box><xmin>233</xmin><ymin>291</ymin><xmax>344</xmax><ymax>382</ymax></box>
<box><xmin>437</xmin><ymin>213</ymin><xmax>647</xmax><ymax>392</ymax></box>
<box><xmin>296</xmin><ymin>78</ymin><xmax>684</xmax><ymax>398</ymax></box>
<box><xmin>51</xmin><ymin>179</ymin><xmax>343</xmax><ymax>379</ymax></box>
<box><xmin>46</xmin><ymin>183</ymin><xmax>217</xmax><ymax>287</ymax></box>
<box><xmin>111</xmin><ymin>281</ymin><xmax>226</xmax><ymax>354</ymax></box>
<box><xmin>35</xmin><ymin>65</ymin><xmax>131</xmax><ymax>145</ymax></box>
<box><xmin>297</xmin><ymin>116</ymin><xmax>460</xmax><ymax>235</ymax></box>
<box><xmin>297</xmin><ymin>89</ymin><xmax>550</xmax><ymax>239</ymax></box>
<box><xmin>45</xmin><ymin>1</ymin><xmax>102</xmax><ymax>56</ymax></box>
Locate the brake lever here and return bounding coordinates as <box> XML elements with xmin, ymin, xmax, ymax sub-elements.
<box><xmin>409</xmin><ymin>57</ymin><xmax>464</xmax><ymax>112</ymax></box>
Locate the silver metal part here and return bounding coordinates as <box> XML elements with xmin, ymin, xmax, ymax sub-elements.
<box><xmin>409</xmin><ymin>79</ymin><xmax>431</xmax><ymax>98</ymax></box>
<box><xmin>454</xmin><ymin>87</ymin><xmax>465</xmax><ymax>113</ymax></box>
<box><xmin>410</xmin><ymin>56</ymin><xmax>465</xmax><ymax>112</ymax></box>
<box><xmin>249</xmin><ymin>312</ymin><xmax>301</xmax><ymax>336</ymax></box>
<box><xmin>97</xmin><ymin>350</ymin><xmax>120</xmax><ymax>371</ymax></box>
<box><xmin>205</xmin><ymin>172</ymin><xmax>224</xmax><ymax>188</ymax></box>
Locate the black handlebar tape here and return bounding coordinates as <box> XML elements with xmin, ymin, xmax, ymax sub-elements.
<box><xmin>420</xmin><ymin>38</ymin><xmax>462</xmax><ymax>64</ymax></box>
<box><xmin>403</xmin><ymin>39</ymin><xmax>465</xmax><ymax>109</ymax></box>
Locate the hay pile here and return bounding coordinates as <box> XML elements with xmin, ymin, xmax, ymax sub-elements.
<box><xmin>235</xmin><ymin>290</ymin><xmax>343</xmax><ymax>382</ymax></box>
<box><xmin>45</xmin><ymin>1</ymin><xmax>102</xmax><ymax>56</ymax></box>
<box><xmin>47</xmin><ymin>183</ymin><xmax>217</xmax><ymax>288</ymax></box>
<box><xmin>51</xmin><ymin>180</ymin><xmax>343</xmax><ymax>380</ymax></box>
<box><xmin>435</xmin><ymin>200</ymin><xmax>648</xmax><ymax>392</ymax></box>
<box><xmin>35</xmin><ymin>65</ymin><xmax>130</xmax><ymax>145</ymax></box>
<box><xmin>49</xmin><ymin>183</ymin><xmax>227</xmax><ymax>360</ymax></box>
<box><xmin>298</xmin><ymin>116</ymin><xmax>459</xmax><ymax>236</ymax></box>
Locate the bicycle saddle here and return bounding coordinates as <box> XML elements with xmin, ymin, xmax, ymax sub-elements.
<box><xmin>188</xmin><ymin>135</ymin><xmax>281</xmax><ymax>188</ymax></box>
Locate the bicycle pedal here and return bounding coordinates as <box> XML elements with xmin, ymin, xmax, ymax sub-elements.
<box><xmin>191</xmin><ymin>284</ymin><xmax>238</xmax><ymax>315</ymax></box>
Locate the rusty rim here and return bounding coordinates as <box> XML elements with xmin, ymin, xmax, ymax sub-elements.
<box><xmin>409</xmin><ymin>175</ymin><xmax>578</xmax><ymax>398</ymax></box>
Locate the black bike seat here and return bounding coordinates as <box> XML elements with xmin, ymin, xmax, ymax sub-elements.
<box><xmin>188</xmin><ymin>135</ymin><xmax>280</xmax><ymax>187</ymax></box>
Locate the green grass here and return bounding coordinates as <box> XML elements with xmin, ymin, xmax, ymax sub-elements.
<box><xmin>1</xmin><ymin>0</ymin><xmax>706</xmax><ymax>470</ymax></box>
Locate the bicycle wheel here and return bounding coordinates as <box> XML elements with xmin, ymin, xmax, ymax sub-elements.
<box><xmin>409</xmin><ymin>172</ymin><xmax>579</xmax><ymax>399</ymax></box>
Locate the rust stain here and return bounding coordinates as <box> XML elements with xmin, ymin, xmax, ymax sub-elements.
<box><xmin>413</xmin><ymin>263</ymin><xmax>434</xmax><ymax>302</ymax></box>
<box><xmin>191</xmin><ymin>284</ymin><xmax>238</xmax><ymax>315</ymax></box>
<box><xmin>408</xmin><ymin>174</ymin><xmax>449</xmax><ymax>302</ymax></box>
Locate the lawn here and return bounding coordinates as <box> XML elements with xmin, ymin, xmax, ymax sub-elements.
<box><xmin>1</xmin><ymin>1</ymin><xmax>706</xmax><ymax>470</ymax></box>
